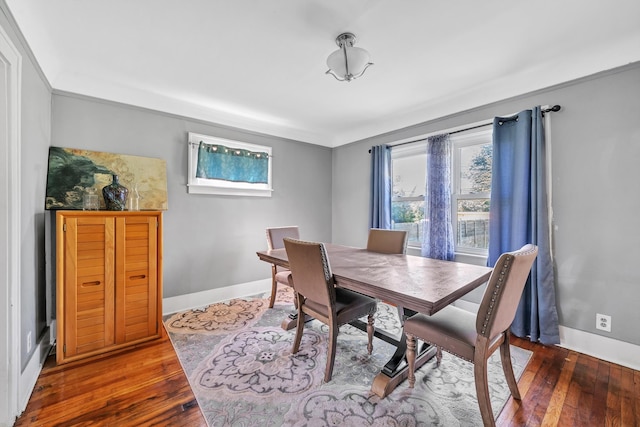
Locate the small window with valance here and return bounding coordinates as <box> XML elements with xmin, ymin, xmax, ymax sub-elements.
<box><xmin>187</xmin><ymin>132</ymin><xmax>273</xmax><ymax>197</ymax></box>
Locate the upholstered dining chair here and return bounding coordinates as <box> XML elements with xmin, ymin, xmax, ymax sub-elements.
<box><xmin>366</xmin><ymin>228</ymin><xmax>408</xmax><ymax>254</ymax></box>
<box><xmin>404</xmin><ymin>244</ymin><xmax>538</xmax><ymax>427</ymax></box>
<box><xmin>367</xmin><ymin>228</ymin><xmax>407</xmax><ymax>312</ymax></box>
<box><xmin>283</xmin><ymin>237</ymin><xmax>377</xmax><ymax>382</ymax></box>
<box><xmin>265</xmin><ymin>226</ymin><xmax>299</xmax><ymax>308</ymax></box>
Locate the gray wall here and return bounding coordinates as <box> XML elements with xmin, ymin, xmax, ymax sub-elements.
<box><xmin>0</xmin><ymin>4</ymin><xmax>52</xmax><ymax>370</ymax></box>
<box><xmin>332</xmin><ymin>62</ymin><xmax>640</xmax><ymax>346</ymax></box>
<box><xmin>19</xmin><ymin>52</ymin><xmax>51</xmax><ymax>371</ymax></box>
<box><xmin>51</xmin><ymin>94</ymin><xmax>333</xmax><ymax>299</ymax></box>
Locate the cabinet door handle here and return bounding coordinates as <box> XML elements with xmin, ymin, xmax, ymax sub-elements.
<box><xmin>82</xmin><ymin>281</ymin><xmax>101</xmax><ymax>286</ymax></box>
<box><xmin>130</xmin><ymin>274</ymin><xmax>147</xmax><ymax>280</ymax></box>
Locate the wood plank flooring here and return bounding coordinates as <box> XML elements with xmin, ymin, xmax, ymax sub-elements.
<box><xmin>14</xmin><ymin>337</ymin><xmax>206</xmax><ymax>427</ymax></box>
<box><xmin>14</xmin><ymin>335</ymin><xmax>639</xmax><ymax>426</ymax></box>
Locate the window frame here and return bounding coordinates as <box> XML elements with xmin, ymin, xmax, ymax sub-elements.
<box><xmin>450</xmin><ymin>129</ymin><xmax>492</xmax><ymax>256</ymax></box>
<box><xmin>390</xmin><ymin>127</ymin><xmax>492</xmax><ymax>257</ymax></box>
<box><xmin>391</xmin><ymin>142</ymin><xmax>427</xmax><ymax>202</ymax></box>
<box><xmin>391</xmin><ymin>143</ymin><xmax>427</xmax><ymax>248</ymax></box>
<box><xmin>187</xmin><ymin>132</ymin><xmax>273</xmax><ymax>197</ymax></box>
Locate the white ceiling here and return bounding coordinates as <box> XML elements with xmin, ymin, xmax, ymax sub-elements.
<box><xmin>5</xmin><ymin>0</ymin><xmax>640</xmax><ymax>147</ymax></box>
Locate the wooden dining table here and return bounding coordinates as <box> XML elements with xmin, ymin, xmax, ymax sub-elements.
<box><xmin>256</xmin><ymin>243</ymin><xmax>492</xmax><ymax>398</ymax></box>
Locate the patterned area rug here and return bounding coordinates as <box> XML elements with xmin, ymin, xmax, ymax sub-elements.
<box><xmin>164</xmin><ymin>287</ymin><xmax>532</xmax><ymax>426</ymax></box>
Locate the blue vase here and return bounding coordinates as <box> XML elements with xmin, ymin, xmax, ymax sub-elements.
<box><xmin>102</xmin><ymin>174</ymin><xmax>128</xmax><ymax>211</ymax></box>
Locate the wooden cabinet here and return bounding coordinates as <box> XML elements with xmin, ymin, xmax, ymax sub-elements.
<box><xmin>56</xmin><ymin>211</ymin><xmax>163</xmax><ymax>364</ymax></box>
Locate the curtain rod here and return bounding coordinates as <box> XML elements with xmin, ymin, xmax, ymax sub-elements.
<box><xmin>368</xmin><ymin>105</ymin><xmax>561</xmax><ymax>152</ymax></box>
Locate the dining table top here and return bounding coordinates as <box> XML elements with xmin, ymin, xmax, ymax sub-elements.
<box><xmin>256</xmin><ymin>243</ymin><xmax>493</xmax><ymax>316</ymax></box>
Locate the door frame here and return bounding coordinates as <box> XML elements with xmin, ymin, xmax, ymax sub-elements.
<box><xmin>0</xmin><ymin>22</ymin><xmax>22</xmax><ymax>426</ymax></box>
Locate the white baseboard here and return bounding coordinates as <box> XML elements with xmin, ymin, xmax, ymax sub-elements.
<box><xmin>162</xmin><ymin>278</ymin><xmax>272</xmax><ymax>315</ymax></box>
<box><xmin>558</xmin><ymin>326</ymin><xmax>640</xmax><ymax>371</ymax></box>
<box><xmin>450</xmin><ymin>300</ymin><xmax>639</xmax><ymax>371</ymax></box>
<box><xmin>19</xmin><ymin>336</ymin><xmax>51</xmax><ymax>414</ymax></box>
<box><xmin>49</xmin><ymin>320</ymin><xmax>56</xmax><ymax>345</ymax></box>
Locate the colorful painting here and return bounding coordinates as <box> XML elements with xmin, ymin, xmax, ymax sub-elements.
<box><xmin>45</xmin><ymin>147</ymin><xmax>168</xmax><ymax>210</ymax></box>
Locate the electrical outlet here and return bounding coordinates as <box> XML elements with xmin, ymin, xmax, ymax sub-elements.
<box><xmin>596</xmin><ymin>313</ymin><xmax>611</xmax><ymax>332</ymax></box>
<box><xmin>26</xmin><ymin>331</ymin><xmax>32</xmax><ymax>353</ymax></box>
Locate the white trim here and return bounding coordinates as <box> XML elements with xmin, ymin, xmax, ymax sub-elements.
<box><xmin>18</xmin><ymin>338</ymin><xmax>47</xmax><ymax>412</ymax></box>
<box><xmin>450</xmin><ymin>131</ymin><xmax>492</xmax><ymax>257</ymax></box>
<box><xmin>558</xmin><ymin>326</ymin><xmax>640</xmax><ymax>371</ymax></box>
<box><xmin>0</xmin><ymin>22</ymin><xmax>22</xmax><ymax>426</ymax></box>
<box><xmin>187</xmin><ymin>184</ymin><xmax>273</xmax><ymax>197</ymax></box>
<box><xmin>451</xmin><ymin>299</ymin><xmax>481</xmax><ymax>313</ymax></box>
<box><xmin>49</xmin><ymin>320</ymin><xmax>56</xmax><ymax>347</ymax></box>
<box><xmin>162</xmin><ymin>278</ymin><xmax>271</xmax><ymax>315</ymax></box>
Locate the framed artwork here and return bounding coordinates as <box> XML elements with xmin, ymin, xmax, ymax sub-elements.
<box><xmin>45</xmin><ymin>146</ymin><xmax>168</xmax><ymax>210</ymax></box>
<box><xmin>187</xmin><ymin>132</ymin><xmax>273</xmax><ymax>197</ymax></box>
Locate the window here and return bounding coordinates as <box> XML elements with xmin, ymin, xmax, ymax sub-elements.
<box><xmin>187</xmin><ymin>132</ymin><xmax>273</xmax><ymax>197</ymax></box>
<box><xmin>451</xmin><ymin>130</ymin><xmax>492</xmax><ymax>255</ymax></box>
<box><xmin>391</xmin><ymin>129</ymin><xmax>492</xmax><ymax>255</ymax></box>
<box><xmin>391</xmin><ymin>144</ymin><xmax>426</xmax><ymax>247</ymax></box>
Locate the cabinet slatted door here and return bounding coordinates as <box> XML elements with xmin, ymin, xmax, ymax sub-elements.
<box><xmin>62</xmin><ymin>216</ymin><xmax>115</xmax><ymax>359</ymax></box>
<box><xmin>56</xmin><ymin>211</ymin><xmax>163</xmax><ymax>365</ymax></box>
<box><xmin>115</xmin><ymin>215</ymin><xmax>158</xmax><ymax>343</ymax></box>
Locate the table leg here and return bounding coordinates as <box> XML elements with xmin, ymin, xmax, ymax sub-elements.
<box><xmin>372</xmin><ymin>342</ymin><xmax>435</xmax><ymax>398</ymax></box>
<box><xmin>280</xmin><ymin>312</ymin><xmax>313</xmax><ymax>330</ymax></box>
<box><xmin>279</xmin><ymin>291</ymin><xmax>312</xmax><ymax>330</ymax></box>
<box><xmin>369</xmin><ymin>306</ymin><xmax>435</xmax><ymax>398</ymax></box>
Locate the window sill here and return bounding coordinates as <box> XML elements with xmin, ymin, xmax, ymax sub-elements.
<box><xmin>406</xmin><ymin>245</ymin><xmax>488</xmax><ymax>266</ymax></box>
<box><xmin>453</xmin><ymin>252</ymin><xmax>488</xmax><ymax>266</ymax></box>
<box><xmin>187</xmin><ymin>184</ymin><xmax>273</xmax><ymax>197</ymax></box>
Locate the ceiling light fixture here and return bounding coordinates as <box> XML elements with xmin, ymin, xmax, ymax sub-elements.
<box><xmin>326</xmin><ymin>32</ymin><xmax>373</xmax><ymax>82</ymax></box>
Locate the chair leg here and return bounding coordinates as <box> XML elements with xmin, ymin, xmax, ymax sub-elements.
<box><xmin>366</xmin><ymin>313</ymin><xmax>374</xmax><ymax>354</ymax></box>
<box><xmin>291</xmin><ymin>295</ymin><xmax>305</xmax><ymax>354</ymax></box>
<box><xmin>325</xmin><ymin>321</ymin><xmax>338</xmax><ymax>382</ymax></box>
<box><xmin>291</xmin><ymin>287</ymin><xmax>299</xmax><ymax>309</ymax></box>
<box><xmin>268</xmin><ymin>268</ymin><xmax>277</xmax><ymax>308</ymax></box>
<box><xmin>499</xmin><ymin>333</ymin><xmax>521</xmax><ymax>400</ymax></box>
<box><xmin>406</xmin><ymin>334</ymin><xmax>417</xmax><ymax>388</ymax></box>
<box><xmin>435</xmin><ymin>346</ymin><xmax>443</xmax><ymax>366</ymax></box>
<box><xmin>474</xmin><ymin>345</ymin><xmax>495</xmax><ymax>427</ymax></box>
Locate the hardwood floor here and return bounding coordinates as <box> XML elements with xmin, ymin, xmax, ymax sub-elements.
<box><xmin>498</xmin><ymin>337</ymin><xmax>639</xmax><ymax>426</ymax></box>
<box><xmin>14</xmin><ymin>337</ymin><xmax>207</xmax><ymax>427</ymax></box>
<box><xmin>14</xmin><ymin>335</ymin><xmax>639</xmax><ymax>426</ymax></box>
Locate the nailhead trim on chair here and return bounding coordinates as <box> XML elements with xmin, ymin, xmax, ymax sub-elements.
<box><xmin>319</xmin><ymin>244</ymin><xmax>333</xmax><ymax>283</ymax></box>
<box><xmin>437</xmin><ymin>346</ymin><xmax>473</xmax><ymax>363</ymax></box>
<box><xmin>480</xmin><ymin>255</ymin><xmax>512</xmax><ymax>336</ymax></box>
<box><xmin>410</xmin><ymin>336</ymin><xmax>474</xmax><ymax>363</ymax></box>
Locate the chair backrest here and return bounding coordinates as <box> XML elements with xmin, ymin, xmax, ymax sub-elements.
<box><xmin>283</xmin><ymin>238</ymin><xmax>334</xmax><ymax>311</ymax></box>
<box><xmin>476</xmin><ymin>244</ymin><xmax>539</xmax><ymax>339</ymax></box>
<box><xmin>366</xmin><ymin>228</ymin><xmax>407</xmax><ymax>254</ymax></box>
<box><xmin>266</xmin><ymin>226</ymin><xmax>299</xmax><ymax>250</ymax></box>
